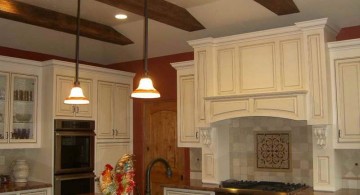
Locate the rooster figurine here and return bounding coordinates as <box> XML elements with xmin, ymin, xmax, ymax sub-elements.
<box><xmin>99</xmin><ymin>154</ymin><xmax>135</xmax><ymax>195</ymax></box>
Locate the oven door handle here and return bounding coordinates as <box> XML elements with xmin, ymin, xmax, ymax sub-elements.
<box><xmin>55</xmin><ymin>173</ymin><xmax>95</xmax><ymax>181</ymax></box>
<box><xmin>55</xmin><ymin>131</ymin><xmax>96</xmax><ymax>136</ymax></box>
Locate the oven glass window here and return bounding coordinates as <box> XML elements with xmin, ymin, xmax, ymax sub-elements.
<box><xmin>61</xmin><ymin>136</ymin><xmax>90</xmax><ymax>169</ymax></box>
<box><xmin>61</xmin><ymin>178</ymin><xmax>93</xmax><ymax>195</ymax></box>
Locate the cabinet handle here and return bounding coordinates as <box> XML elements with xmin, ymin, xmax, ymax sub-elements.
<box><xmin>75</xmin><ymin>106</ymin><xmax>79</xmax><ymax>113</ymax></box>
<box><xmin>196</xmin><ymin>131</ymin><xmax>199</xmax><ymax>139</ymax></box>
<box><xmin>112</xmin><ymin>129</ymin><xmax>115</xmax><ymax>136</ymax></box>
<box><xmin>5</xmin><ymin>132</ymin><xmax>8</xmax><ymax>139</ymax></box>
<box><xmin>115</xmin><ymin>129</ymin><xmax>118</xmax><ymax>136</ymax></box>
<box><xmin>72</xmin><ymin>105</ymin><xmax>76</xmax><ymax>113</ymax></box>
<box><xmin>338</xmin><ymin>129</ymin><xmax>341</xmax><ymax>138</ymax></box>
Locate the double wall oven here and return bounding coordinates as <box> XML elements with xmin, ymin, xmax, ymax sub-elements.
<box><xmin>54</xmin><ymin>119</ymin><xmax>95</xmax><ymax>195</ymax></box>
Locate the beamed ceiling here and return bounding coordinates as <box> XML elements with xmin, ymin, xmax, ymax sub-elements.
<box><xmin>0</xmin><ymin>0</ymin><xmax>359</xmax><ymax>64</ymax></box>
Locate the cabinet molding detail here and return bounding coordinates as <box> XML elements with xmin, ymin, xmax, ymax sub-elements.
<box><xmin>203</xmin><ymin>153</ymin><xmax>215</xmax><ymax>179</ymax></box>
<box><xmin>216</xmin><ymin>47</ymin><xmax>237</xmax><ymax>95</ymax></box>
<box><xmin>200</xmin><ymin>128</ymin><xmax>212</xmax><ymax>147</ymax></box>
<box><xmin>280</xmin><ymin>39</ymin><xmax>303</xmax><ymax>90</ymax></box>
<box><xmin>317</xmin><ymin>156</ymin><xmax>330</xmax><ymax>185</ymax></box>
<box><xmin>314</xmin><ymin>126</ymin><xmax>327</xmax><ymax>148</ymax></box>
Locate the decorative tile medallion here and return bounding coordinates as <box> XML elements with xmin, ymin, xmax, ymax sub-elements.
<box><xmin>256</xmin><ymin>132</ymin><xmax>290</xmax><ymax>170</ymax></box>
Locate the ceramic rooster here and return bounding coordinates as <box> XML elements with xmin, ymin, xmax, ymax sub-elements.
<box><xmin>99</xmin><ymin>154</ymin><xmax>135</xmax><ymax>195</ymax></box>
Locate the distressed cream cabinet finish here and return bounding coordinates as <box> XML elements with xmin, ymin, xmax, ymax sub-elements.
<box><xmin>188</xmin><ymin>18</ymin><xmax>334</xmax><ymax>127</ymax></box>
<box><xmin>1</xmin><ymin>187</ymin><xmax>51</xmax><ymax>195</ymax></box>
<box><xmin>164</xmin><ymin>187</ymin><xmax>214</xmax><ymax>195</ymax></box>
<box><xmin>97</xmin><ymin>81</ymin><xmax>131</xmax><ymax>139</ymax></box>
<box><xmin>55</xmin><ymin>75</ymin><xmax>92</xmax><ymax>117</ymax></box>
<box><xmin>335</xmin><ymin>58</ymin><xmax>360</xmax><ymax>142</ymax></box>
<box><xmin>94</xmin><ymin>142</ymin><xmax>132</xmax><ymax>193</ymax></box>
<box><xmin>329</xmin><ymin>38</ymin><xmax>360</xmax><ymax>148</ymax></box>
<box><xmin>0</xmin><ymin>56</ymin><xmax>42</xmax><ymax>149</ymax></box>
<box><xmin>171</xmin><ymin>61</ymin><xmax>200</xmax><ymax>147</ymax></box>
<box><xmin>187</xmin><ymin>18</ymin><xmax>338</xmax><ymax>191</ymax></box>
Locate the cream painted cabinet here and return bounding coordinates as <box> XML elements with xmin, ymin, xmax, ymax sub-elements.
<box><xmin>171</xmin><ymin>61</ymin><xmax>200</xmax><ymax>147</ymax></box>
<box><xmin>0</xmin><ymin>187</ymin><xmax>51</xmax><ymax>195</ymax></box>
<box><xmin>0</xmin><ymin>56</ymin><xmax>42</xmax><ymax>149</ymax></box>
<box><xmin>97</xmin><ymin>81</ymin><xmax>130</xmax><ymax>139</ymax></box>
<box><xmin>94</xmin><ymin>142</ymin><xmax>131</xmax><ymax>193</ymax></box>
<box><xmin>55</xmin><ymin>75</ymin><xmax>92</xmax><ymax>118</ymax></box>
<box><xmin>335</xmin><ymin>57</ymin><xmax>360</xmax><ymax>142</ymax></box>
<box><xmin>164</xmin><ymin>187</ymin><xmax>214</xmax><ymax>195</ymax></box>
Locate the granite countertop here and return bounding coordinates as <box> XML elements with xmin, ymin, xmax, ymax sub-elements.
<box><xmin>162</xmin><ymin>180</ymin><xmax>360</xmax><ymax>195</ymax></box>
<box><xmin>0</xmin><ymin>181</ymin><xmax>52</xmax><ymax>193</ymax></box>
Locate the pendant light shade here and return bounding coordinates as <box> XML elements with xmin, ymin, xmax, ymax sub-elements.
<box><xmin>64</xmin><ymin>0</ymin><xmax>89</xmax><ymax>105</ymax></box>
<box><xmin>131</xmin><ymin>76</ymin><xmax>160</xmax><ymax>98</ymax></box>
<box><xmin>130</xmin><ymin>0</ymin><xmax>160</xmax><ymax>99</ymax></box>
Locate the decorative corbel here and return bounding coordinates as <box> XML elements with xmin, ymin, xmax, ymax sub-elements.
<box><xmin>314</xmin><ymin>126</ymin><xmax>327</xmax><ymax>148</ymax></box>
<box><xmin>200</xmin><ymin>127</ymin><xmax>212</xmax><ymax>147</ymax></box>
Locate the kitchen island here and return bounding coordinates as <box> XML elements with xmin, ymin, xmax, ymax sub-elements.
<box><xmin>162</xmin><ymin>180</ymin><xmax>360</xmax><ymax>195</ymax></box>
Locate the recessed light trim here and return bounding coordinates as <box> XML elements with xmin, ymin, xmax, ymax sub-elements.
<box><xmin>115</xmin><ymin>14</ymin><xmax>128</xmax><ymax>20</ymax></box>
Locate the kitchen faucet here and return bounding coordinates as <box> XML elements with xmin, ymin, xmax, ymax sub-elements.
<box><xmin>145</xmin><ymin>158</ymin><xmax>172</xmax><ymax>195</ymax></box>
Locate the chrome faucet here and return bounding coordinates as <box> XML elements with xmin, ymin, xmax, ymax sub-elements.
<box><xmin>145</xmin><ymin>158</ymin><xmax>172</xmax><ymax>195</ymax></box>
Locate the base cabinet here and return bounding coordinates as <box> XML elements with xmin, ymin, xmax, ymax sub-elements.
<box><xmin>95</xmin><ymin>142</ymin><xmax>132</xmax><ymax>193</ymax></box>
<box><xmin>1</xmin><ymin>188</ymin><xmax>51</xmax><ymax>195</ymax></box>
<box><xmin>164</xmin><ymin>188</ymin><xmax>214</xmax><ymax>195</ymax></box>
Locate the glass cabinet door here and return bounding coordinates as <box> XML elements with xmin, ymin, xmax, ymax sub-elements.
<box><xmin>0</xmin><ymin>72</ymin><xmax>9</xmax><ymax>143</ymax></box>
<box><xmin>10</xmin><ymin>74</ymin><xmax>37</xmax><ymax>143</ymax></box>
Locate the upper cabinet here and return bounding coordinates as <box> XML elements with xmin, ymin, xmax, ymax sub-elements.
<box><xmin>171</xmin><ymin>61</ymin><xmax>200</xmax><ymax>148</ymax></box>
<box><xmin>188</xmin><ymin>18</ymin><xmax>336</xmax><ymax>127</ymax></box>
<box><xmin>0</xmin><ymin>56</ymin><xmax>42</xmax><ymax>148</ymax></box>
<box><xmin>329</xmin><ymin>38</ymin><xmax>360</xmax><ymax>147</ymax></box>
<box><xmin>55</xmin><ymin>75</ymin><xmax>92</xmax><ymax>118</ymax></box>
<box><xmin>97</xmin><ymin>81</ymin><xmax>131</xmax><ymax>140</ymax></box>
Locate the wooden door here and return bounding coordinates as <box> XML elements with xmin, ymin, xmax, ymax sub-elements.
<box><xmin>144</xmin><ymin>101</ymin><xmax>189</xmax><ymax>195</ymax></box>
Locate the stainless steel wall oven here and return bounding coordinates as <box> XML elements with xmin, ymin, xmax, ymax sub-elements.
<box><xmin>54</xmin><ymin>119</ymin><xmax>95</xmax><ymax>195</ymax></box>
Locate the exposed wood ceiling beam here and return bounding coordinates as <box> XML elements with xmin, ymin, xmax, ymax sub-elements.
<box><xmin>254</xmin><ymin>0</ymin><xmax>299</xmax><ymax>15</ymax></box>
<box><xmin>95</xmin><ymin>0</ymin><xmax>205</xmax><ymax>32</ymax></box>
<box><xmin>0</xmin><ymin>0</ymin><xmax>133</xmax><ymax>45</ymax></box>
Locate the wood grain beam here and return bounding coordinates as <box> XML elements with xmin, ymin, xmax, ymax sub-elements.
<box><xmin>254</xmin><ymin>0</ymin><xmax>299</xmax><ymax>15</ymax></box>
<box><xmin>95</xmin><ymin>0</ymin><xmax>205</xmax><ymax>32</ymax></box>
<box><xmin>0</xmin><ymin>0</ymin><xmax>133</xmax><ymax>45</ymax></box>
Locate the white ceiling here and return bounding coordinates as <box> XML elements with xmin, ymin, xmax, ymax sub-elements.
<box><xmin>1</xmin><ymin>0</ymin><xmax>360</xmax><ymax>65</ymax></box>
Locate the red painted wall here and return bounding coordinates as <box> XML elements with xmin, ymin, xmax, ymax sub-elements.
<box><xmin>108</xmin><ymin>52</ymin><xmax>193</xmax><ymax>193</ymax></box>
<box><xmin>336</xmin><ymin>25</ymin><xmax>360</xmax><ymax>41</ymax></box>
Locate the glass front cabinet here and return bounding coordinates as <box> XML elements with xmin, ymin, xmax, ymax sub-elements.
<box><xmin>0</xmin><ymin>72</ymin><xmax>38</xmax><ymax>146</ymax></box>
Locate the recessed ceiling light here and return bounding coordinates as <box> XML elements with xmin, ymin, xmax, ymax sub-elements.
<box><xmin>115</xmin><ymin>14</ymin><xmax>127</xmax><ymax>20</ymax></box>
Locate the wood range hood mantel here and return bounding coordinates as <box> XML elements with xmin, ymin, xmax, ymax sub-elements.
<box><xmin>187</xmin><ymin>18</ymin><xmax>339</xmax><ymax>127</ymax></box>
<box><xmin>181</xmin><ymin>18</ymin><xmax>343</xmax><ymax>192</ymax></box>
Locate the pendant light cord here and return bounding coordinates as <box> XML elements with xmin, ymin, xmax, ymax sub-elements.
<box><xmin>144</xmin><ymin>0</ymin><xmax>148</xmax><ymax>75</ymax></box>
<box><xmin>75</xmin><ymin>0</ymin><xmax>81</xmax><ymax>85</ymax></box>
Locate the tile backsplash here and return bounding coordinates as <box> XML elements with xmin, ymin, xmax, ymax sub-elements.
<box><xmin>228</xmin><ymin>117</ymin><xmax>313</xmax><ymax>186</ymax></box>
<box><xmin>337</xmin><ymin>149</ymin><xmax>360</xmax><ymax>189</ymax></box>
<box><xmin>0</xmin><ymin>149</ymin><xmax>26</xmax><ymax>175</ymax></box>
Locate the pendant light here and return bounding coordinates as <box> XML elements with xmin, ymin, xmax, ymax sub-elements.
<box><xmin>64</xmin><ymin>0</ymin><xmax>89</xmax><ymax>104</ymax></box>
<box><xmin>131</xmin><ymin>0</ymin><xmax>160</xmax><ymax>98</ymax></box>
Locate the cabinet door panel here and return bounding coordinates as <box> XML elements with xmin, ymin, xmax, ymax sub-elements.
<box><xmin>239</xmin><ymin>43</ymin><xmax>277</xmax><ymax>93</ymax></box>
<box><xmin>178</xmin><ymin>75</ymin><xmax>198</xmax><ymax>146</ymax></box>
<box><xmin>76</xmin><ymin>78</ymin><xmax>92</xmax><ymax>117</ymax></box>
<box><xmin>56</xmin><ymin>76</ymin><xmax>75</xmax><ymax>116</ymax></box>
<box><xmin>56</xmin><ymin>76</ymin><xmax>92</xmax><ymax>117</ymax></box>
<box><xmin>95</xmin><ymin>142</ymin><xmax>131</xmax><ymax>192</ymax></box>
<box><xmin>113</xmin><ymin>84</ymin><xmax>130</xmax><ymax>138</ymax></box>
<box><xmin>0</xmin><ymin>72</ymin><xmax>9</xmax><ymax>143</ymax></box>
<box><xmin>336</xmin><ymin>58</ymin><xmax>360</xmax><ymax>142</ymax></box>
<box><xmin>10</xmin><ymin>74</ymin><xmax>37</xmax><ymax>143</ymax></box>
<box><xmin>97</xmin><ymin>82</ymin><xmax>114</xmax><ymax>139</ymax></box>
